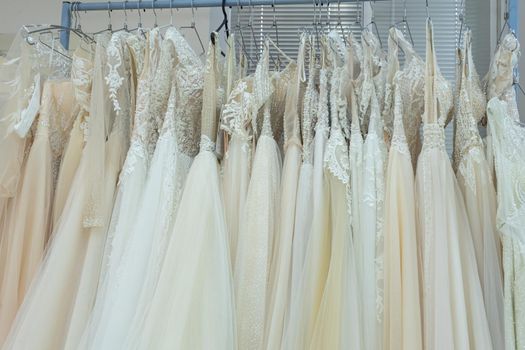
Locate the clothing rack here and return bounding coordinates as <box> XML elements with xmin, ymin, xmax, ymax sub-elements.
<box><xmin>60</xmin><ymin>0</ymin><xmax>386</xmax><ymax>49</ymax></box>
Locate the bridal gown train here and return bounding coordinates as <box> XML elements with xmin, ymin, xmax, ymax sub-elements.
<box><xmin>454</xmin><ymin>30</ymin><xmax>504</xmax><ymax>350</ymax></box>
<box><xmin>486</xmin><ymin>32</ymin><xmax>525</xmax><ymax>350</ymax></box>
<box><xmin>129</xmin><ymin>35</ymin><xmax>236</xmax><ymax>350</ymax></box>
<box><xmin>415</xmin><ymin>19</ymin><xmax>492</xmax><ymax>350</ymax></box>
<box><xmin>2</xmin><ymin>32</ymin><xmax>132</xmax><ymax>350</ymax></box>
<box><xmin>382</xmin><ymin>30</ymin><xmax>422</xmax><ymax>350</ymax></box>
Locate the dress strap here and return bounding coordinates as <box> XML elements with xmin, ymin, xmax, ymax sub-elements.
<box><xmin>423</xmin><ymin>18</ymin><xmax>439</xmax><ymax>125</ymax></box>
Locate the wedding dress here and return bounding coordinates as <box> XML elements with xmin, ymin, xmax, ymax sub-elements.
<box><xmin>129</xmin><ymin>35</ymin><xmax>236</xmax><ymax>350</ymax></box>
<box><xmin>414</xmin><ymin>19</ymin><xmax>492</xmax><ymax>350</ymax></box>
<box><xmin>309</xmin><ymin>65</ymin><xmax>362</xmax><ymax>350</ymax></box>
<box><xmin>283</xmin><ymin>40</ymin><xmax>329</xmax><ymax>350</ymax></box>
<box><xmin>3</xmin><ymin>32</ymin><xmax>132</xmax><ymax>350</ymax></box>
<box><xmin>454</xmin><ymin>30</ymin><xmax>504</xmax><ymax>350</ymax></box>
<box><xmin>70</xmin><ymin>30</ymin><xmax>164</xmax><ymax>349</ymax></box>
<box><xmin>486</xmin><ymin>32</ymin><xmax>525</xmax><ymax>350</ymax></box>
<box><xmin>52</xmin><ymin>49</ymin><xmax>93</xmax><ymax>227</ymax></box>
<box><xmin>382</xmin><ymin>66</ymin><xmax>422</xmax><ymax>350</ymax></box>
<box><xmin>221</xmin><ymin>37</ymin><xmax>251</xmax><ymax>267</ymax></box>
<box><xmin>289</xmin><ymin>38</ymin><xmax>318</xmax><ymax>306</ymax></box>
<box><xmin>233</xmin><ymin>43</ymin><xmax>281</xmax><ymax>350</ymax></box>
<box><xmin>357</xmin><ymin>29</ymin><xmax>387</xmax><ymax>350</ymax></box>
<box><xmin>0</xmin><ymin>75</ymin><xmax>76</xmax><ymax>343</ymax></box>
<box><xmin>264</xmin><ymin>34</ymin><xmax>305</xmax><ymax>350</ymax></box>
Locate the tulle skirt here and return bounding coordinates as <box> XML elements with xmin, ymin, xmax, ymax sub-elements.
<box><xmin>129</xmin><ymin>150</ymin><xmax>236</xmax><ymax>350</ymax></box>
<box><xmin>2</xmin><ymin>133</ymin><xmax>124</xmax><ymax>350</ymax></box>
<box><xmin>222</xmin><ymin>134</ymin><xmax>251</xmax><ymax>268</ymax></box>
<box><xmin>309</xmin><ymin>174</ymin><xmax>362</xmax><ymax>350</ymax></box>
<box><xmin>234</xmin><ymin>134</ymin><xmax>281</xmax><ymax>350</ymax></box>
<box><xmin>415</xmin><ymin>145</ymin><xmax>493</xmax><ymax>350</ymax></box>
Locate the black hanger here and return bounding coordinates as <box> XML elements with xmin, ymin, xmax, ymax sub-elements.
<box><xmin>212</xmin><ymin>0</ymin><xmax>229</xmax><ymax>57</ymax></box>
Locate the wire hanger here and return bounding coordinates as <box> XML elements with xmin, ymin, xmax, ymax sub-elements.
<box><xmin>336</xmin><ymin>0</ymin><xmax>347</xmax><ymax>44</ymax></box>
<box><xmin>157</xmin><ymin>0</ymin><xmax>175</xmax><ymax>32</ymax></box>
<box><xmin>497</xmin><ymin>0</ymin><xmax>518</xmax><ymax>45</ymax></box>
<box><xmin>93</xmin><ymin>1</ymin><xmax>113</xmax><ymax>34</ymax></box>
<box><xmin>234</xmin><ymin>0</ymin><xmax>255</xmax><ymax>68</ymax></box>
<box><xmin>247</xmin><ymin>0</ymin><xmax>260</xmax><ymax>61</ymax></box>
<box><xmin>126</xmin><ymin>0</ymin><xmax>146</xmax><ymax>36</ymax></box>
<box><xmin>389</xmin><ymin>0</ymin><xmax>414</xmax><ymax>47</ymax></box>
<box><xmin>425</xmin><ymin>0</ymin><xmax>431</xmax><ymax>20</ymax></box>
<box><xmin>271</xmin><ymin>0</ymin><xmax>282</xmax><ymax>70</ymax></box>
<box><xmin>113</xmin><ymin>0</ymin><xmax>130</xmax><ymax>32</ymax></box>
<box><xmin>365</xmin><ymin>0</ymin><xmax>382</xmax><ymax>48</ymax></box>
<box><xmin>151</xmin><ymin>0</ymin><xmax>159</xmax><ymax>28</ymax></box>
<box><xmin>180</xmin><ymin>0</ymin><xmax>206</xmax><ymax>55</ymax></box>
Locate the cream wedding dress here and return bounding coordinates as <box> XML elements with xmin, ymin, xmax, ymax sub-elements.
<box><xmin>129</xmin><ymin>35</ymin><xmax>236</xmax><ymax>350</ymax></box>
<box><xmin>264</xmin><ymin>34</ymin><xmax>305</xmax><ymax>350</ymax></box>
<box><xmin>3</xmin><ymin>32</ymin><xmax>132</xmax><ymax>350</ymax></box>
<box><xmin>415</xmin><ymin>19</ymin><xmax>492</xmax><ymax>350</ymax></box>
<box><xmin>381</xmin><ymin>31</ymin><xmax>422</xmax><ymax>350</ymax></box>
<box><xmin>283</xmin><ymin>40</ymin><xmax>330</xmax><ymax>349</ymax></box>
<box><xmin>233</xmin><ymin>42</ymin><xmax>282</xmax><ymax>350</ymax></box>
<box><xmin>486</xmin><ymin>32</ymin><xmax>525</xmax><ymax>350</ymax></box>
<box><xmin>454</xmin><ymin>30</ymin><xmax>504</xmax><ymax>350</ymax></box>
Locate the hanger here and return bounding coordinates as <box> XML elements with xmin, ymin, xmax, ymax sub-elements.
<box><xmin>264</xmin><ymin>34</ymin><xmax>293</xmax><ymax>64</ymax></box>
<box><xmin>180</xmin><ymin>0</ymin><xmax>206</xmax><ymax>55</ymax></box>
<box><xmin>271</xmin><ymin>0</ymin><xmax>282</xmax><ymax>70</ymax></box>
<box><xmin>234</xmin><ymin>0</ymin><xmax>255</xmax><ymax>68</ymax></box>
<box><xmin>426</xmin><ymin>0</ymin><xmax>431</xmax><ymax>20</ymax></box>
<box><xmin>25</xmin><ymin>29</ymin><xmax>72</xmax><ymax>61</ymax></box>
<box><xmin>25</xmin><ymin>24</ymin><xmax>94</xmax><ymax>47</ymax></box>
<box><xmin>151</xmin><ymin>0</ymin><xmax>159</xmax><ymax>28</ymax></box>
<box><xmin>157</xmin><ymin>0</ymin><xmax>174</xmax><ymax>33</ymax></box>
<box><xmin>325</xmin><ymin>0</ymin><xmax>332</xmax><ymax>33</ymax></box>
<box><xmin>92</xmin><ymin>1</ymin><xmax>113</xmax><ymax>35</ymax></box>
<box><xmin>389</xmin><ymin>0</ymin><xmax>414</xmax><ymax>47</ymax></box>
<box><xmin>336</xmin><ymin>0</ymin><xmax>347</xmax><ymax>44</ymax></box>
<box><xmin>212</xmin><ymin>0</ymin><xmax>229</xmax><ymax>57</ymax></box>
<box><xmin>246</xmin><ymin>0</ymin><xmax>260</xmax><ymax>61</ymax></box>
<box><xmin>113</xmin><ymin>0</ymin><xmax>130</xmax><ymax>32</ymax></box>
<box><xmin>364</xmin><ymin>0</ymin><xmax>382</xmax><ymax>48</ymax></box>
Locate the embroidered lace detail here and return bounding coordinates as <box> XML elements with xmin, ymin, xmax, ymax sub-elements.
<box><xmin>221</xmin><ymin>78</ymin><xmax>254</xmax><ymax>140</ymax></box>
<box><xmin>422</xmin><ymin>123</ymin><xmax>446</xmax><ymax>151</ymax></box>
<box><xmin>390</xmin><ymin>85</ymin><xmax>410</xmax><ymax>156</ymax></box>
<box><xmin>302</xmin><ymin>43</ymin><xmax>318</xmax><ymax>163</ymax></box>
<box><xmin>71</xmin><ymin>51</ymin><xmax>93</xmax><ymax>113</ymax></box>
<box><xmin>106</xmin><ymin>33</ymin><xmax>126</xmax><ymax>115</ymax></box>
<box><xmin>199</xmin><ymin>134</ymin><xmax>215</xmax><ymax>152</ymax></box>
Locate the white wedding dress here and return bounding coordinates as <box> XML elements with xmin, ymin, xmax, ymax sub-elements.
<box><xmin>415</xmin><ymin>19</ymin><xmax>492</xmax><ymax>350</ymax></box>
<box><xmin>486</xmin><ymin>32</ymin><xmax>525</xmax><ymax>350</ymax></box>
<box><xmin>129</xmin><ymin>35</ymin><xmax>236</xmax><ymax>350</ymax></box>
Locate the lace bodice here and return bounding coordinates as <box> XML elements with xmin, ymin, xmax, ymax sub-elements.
<box><xmin>270</xmin><ymin>61</ymin><xmax>295</xmax><ymax>146</ymax></box>
<box><xmin>453</xmin><ymin>30</ymin><xmax>486</xmax><ymax>174</ymax></box>
<box><xmin>487</xmin><ymin>98</ymin><xmax>525</xmax><ymax>248</ymax></box>
<box><xmin>71</xmin><ymin>49</ymin><xmax>93</xmax><ymax>116</ymax></box>
<box><xmin>391</xmin><ymin>84</ymin><xmax>410</xmax><ymax>156</ymax></box>
<box><xmin>161</xmin><ymin>28</ymin><xmax>204</xmax><ymax>158</ymax></box>
<box><xmin>486</xmin><ymin>33</ymin><xmax>520</xmax><ymax>101</ymax></box>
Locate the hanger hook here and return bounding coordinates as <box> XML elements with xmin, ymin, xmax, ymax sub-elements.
<box><xmin>170</xmin><ymin>0</ymin><xmax>174</xmax><ymax>25</ymax></box>
<box><xmin>107</xmin><ymin>1</ymin><xmax>112</xmax><ymax>31</ymax></box>
<box><xmin>152</xmin><ymin>0</ymin><xmax>158</xmax><ymax>27</ymax></box>
<box><xmin>137</xmin><ymin>0</ymin><xmax>142</xmax><ymax>28</ymax></box>
<box><xmin>191</xmin><ymin>0</ymin><xmax>196</xmax><ymax>27</ymax></box>
<box><xmin>123</xmin><ymin>1</ymin><xmax>128</xmax><ymax>30</ymax></box>
<box><xmin>426</xmin><ymin>0</ymin><xmax>430</xmax><ymax>19</ymax></box>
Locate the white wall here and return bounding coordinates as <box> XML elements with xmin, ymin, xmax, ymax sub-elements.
<box><xmin>0</xmin><ymin>0</ymin><xmax>224</xmax><ymax>58</ymax></box>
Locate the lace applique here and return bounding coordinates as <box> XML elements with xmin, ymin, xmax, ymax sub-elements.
<box><xmin>221</xmin><ymin>78</ymin><xmax>254</xmax><ymax>140</ymax></box>
<box><xmin>315</xmin><ymin>68</ymin><xmax>330</xmax><ymax>136</ymax></box>
<box><xmin>324</xmin><ymin>128</ymin><xmax>350</xmax><ymax>184</ymax></box>
<box><xmin>422</xmin><ymin>123</ymin><xmax>446</xmax><ymax>152</ymax></box>
<box><xmin>199</xmin><ymin>134</ymin><xmax>215</xmax><ymax>152</ymax></box>
<box><xmin>71</xmin><ymin>51</ymin><xmax>93</xmax><ymax>113</ymax></box>
<box><xmin>106</xmin><ymin>33</ymin><xmax>126</xmax><ymax>115</ymax></box>
<box><xmin>390</xmin><ymin>85</ymin><xmax>410</xmax><ymax>156</ymax></box>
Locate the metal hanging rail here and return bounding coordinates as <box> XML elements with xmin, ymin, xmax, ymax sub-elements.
<box><xmin>60</xmin><ymin>0</ymin><xmax>385</xmax><ymax>49</ymax></box>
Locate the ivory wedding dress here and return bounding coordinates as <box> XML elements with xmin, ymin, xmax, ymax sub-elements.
<box><xmin>309</xmin><ymin>65</ymin><xmax>362</xmax><ymax>350</ymax></box>
<box><xmin>289</xmin><ymin>39</ymin><xmax>317</xmax><ymax>310</ymax></box>
<box><xmin>381</xmin><ymin>30</ymin><xmax>422</xmax><ymax>350</ymax></box>
<box><xmin>454</xmin><ymin>30</ymin><xmax>504</xmax><ymax>350</ymax></box>
<box><xmin>221</xmin><ymin>38</ymin><xmax>251</xmax><ymax>268</ymax></box>
<box><xmin>486</xmin><ymin>32</ymin><xmax>525</xmax><ymax>350</ymax></box>
<box><xmin>3</xmin><ymin>32</ymin><xmax>132</xmax><ymax>350</ymax></box>
<box><xmin>233</xmin><ymin>43</ymin><xmax>281</xmax><ymax>350</ymax></box>
<box><xmin>52</xmin><ymin>50</ymin><xmax>93</xmax><ymax>227</ymax></box>
<box><xmin>129</xmin><ymin>35</ymin><xmax>236</xmax><ymax>350</ymax></box>
<box><xmin>357</xmin><ymin>29</ymin><xmax>387</xmax><ymax>350</ymax></box>
<box><xmin>264</xmin><ymin>35</ymin><xmax>305</xmax><ymax>350</ymax></box>
<box><xmin>415</xmin><ymin>19</ymin><xmax>492</xmax><ymax>350</ymax></box>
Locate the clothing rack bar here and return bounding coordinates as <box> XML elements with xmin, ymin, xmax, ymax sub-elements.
<box><xmin>60</xmin><ymin>0</ymin><xmax>385</xmax><ymax>49</ymax></box>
